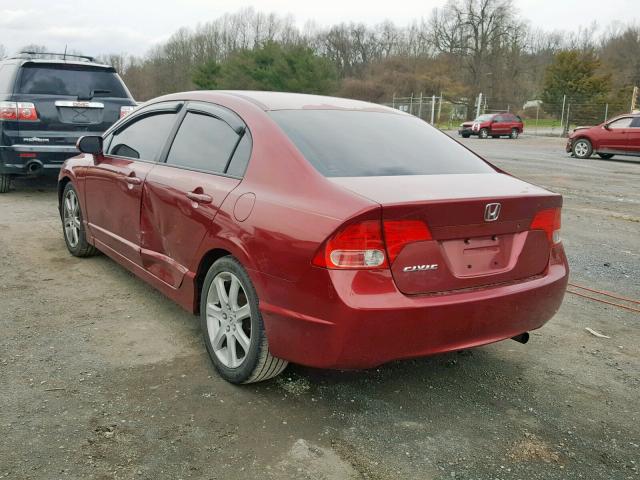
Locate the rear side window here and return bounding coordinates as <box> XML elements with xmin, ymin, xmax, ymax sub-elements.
<box><xmin>269</xmin><ymin>110</ymin><xmax>495</xmax><ymax>177</ymax></box>
<box><xmin>630</xmin><ymin>117</ymin><xmax>640</xmax><ymax>128</ymax></box>
<box><xmin>0</xmin><ymin>63</ymin><xmax>17</xmax><ymax>94</ymax></box>
<box><xmin>18</xmin><ymin>64</ymin><xmax>128</xmax><ymax>98</ymax></box>
<box><xmin>108</xmin><ymin>113</ymin><xmax>176</xmax><ymax>161</ymax></box>
<box><xmin>166</xmin><ymin>112</ymin><xmax>241</xmax><ymax>174</ymax></box>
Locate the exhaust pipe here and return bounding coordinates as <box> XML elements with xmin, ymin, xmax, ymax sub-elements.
<box><xmin>26</xmin><ymin>160</ymin><xmax>43</xmax><ymax>174</ymax></box>
<box><xmin>511</xmin><ymin>332</ymin><xmax>530</xmax><ymax>344</ymax></box>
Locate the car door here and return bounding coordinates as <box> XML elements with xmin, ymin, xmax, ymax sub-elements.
<box><xmin>599</xmin><ymin>116</ymin><xmax>632</xmax><ymax>152</ymax></box>
<box><xmin>627</xmin><ymin>116</ymin><xmax>640</xmax><ymax>153</ymax></box>
<box><xmin>491</xmin><ymin>115</ymin><xmax>507</xmax><ymax>135</ymax></box>
<box><xmin>83</xmin><ymin>102</ymin><xmax>181</xmax><ymax>264</ymax></box>
<box><xmin>140</xmin><ymin>102</ymin><xmax>250</xmax><ymax>288</ymax></box>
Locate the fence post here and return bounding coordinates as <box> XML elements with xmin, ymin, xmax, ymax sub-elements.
<box><xmin>430</xmin><ymin>95</ymin><xmax>436</xmax><ymax>125</ymax></box>
<box><xmin>476</xmin><ymin>93</ymin><xmax>482</xmax><ymax>119</ymax></box>
<box><xmin>604</xmin><ymin>103</ymin><xmax>609</xmax><ymax>122</ymax></box>
<box><xmin>392</xmin><ymin>93</ymin><xmax>396</xmax><ymax>109</ymax></box>
<box><xmin>417</xmin><ymin>92</ymin><xmax>423</xmax><ymax>119</ymax></box>
<box><xmin>559</xmin><ymin>94</ymin><xmax>566</xmax><ymax>133</ymax></box>
<box><xmin>437</xmin><ymin>92</ymin><xmax>443</xmax><ymax>123</ymax></box>
<box><xmin>409</xmin><ymin>93</ymin><xmax>414</xmax><ymax>116</ymax></box>
<box><xmin>536</xmin><ymin>104</ymin><xmax>539</xmax><ymax>135</ymax></box>
<box><xmin>563</xmin><ymin>103</ymin><xmax>571</xmax><ymax>136</ymax></box>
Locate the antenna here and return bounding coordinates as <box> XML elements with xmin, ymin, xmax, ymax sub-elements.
<box><xmin>63</xmin><ymin>45</ymin><xmax>67</xmax><ymax>61</ymax></box>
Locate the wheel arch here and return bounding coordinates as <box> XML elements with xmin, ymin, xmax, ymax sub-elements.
<box><xmin>57</xmin><ymin>176</ymin><xmax>72</xmax><ymax>217</ymax></box>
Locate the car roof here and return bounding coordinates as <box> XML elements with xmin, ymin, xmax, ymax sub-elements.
<box><xmin>4</xmin><ymin>58</ymin><xmax>115</xmax><ymax>70</ymax></box>
<box><xmin>179</xmin><ymin>90</ymin><xmax>400</xmax><ymax>113</ymax></box>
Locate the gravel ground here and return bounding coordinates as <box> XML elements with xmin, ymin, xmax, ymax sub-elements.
<box><xmin>0</xmin><ymin>134</ymin><xmax>638</xmax><ymax>480</ymax></box>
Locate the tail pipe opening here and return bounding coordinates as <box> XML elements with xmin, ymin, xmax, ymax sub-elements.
<box><xmin>26</xmin><ymin>160</ymin><xmax>43</xmax><ymax>173</ymax></box>
<box><xmin>511</xmin><ymin>332</ymin><xmax>530</xmax><ymax>344</ymax></box>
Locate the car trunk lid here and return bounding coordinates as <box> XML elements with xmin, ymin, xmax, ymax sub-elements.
<box><xmin>330</xmin><ymin>173</ymin><xmax>562</xmax><ymax>294</ymax></box>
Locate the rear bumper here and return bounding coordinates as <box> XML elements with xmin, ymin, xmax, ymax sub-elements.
<box><xmin>257</xmin><ymin>244</ymin><xmax>568</xmax><ymax>369</ymax></box>
<box><xmin>0</xmin><ymin>145</ymin><xmax>77</xmax><ymax>176</ymax></box>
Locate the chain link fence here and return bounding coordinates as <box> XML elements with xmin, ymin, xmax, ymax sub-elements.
<box><xmin>382</xmin><ymin>92</ymin><xmax>638</xmax><ymax>137</ymax></box>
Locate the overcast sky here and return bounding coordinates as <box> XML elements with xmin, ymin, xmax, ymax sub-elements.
<box><xmin>0</xmin><ymin>0</ymin><xmax>636</xmax><ymax>57</ymax></box>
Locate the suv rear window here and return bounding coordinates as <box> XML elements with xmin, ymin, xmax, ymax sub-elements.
<box><xmin>18</xmin><ymin>64</ymin><xmax>128</xmax><ymax>98</ymax></box>
<box><xmin>269</xmin><ymin>110</ymin><xmax>495</xmax><ymax>177</ymax></box>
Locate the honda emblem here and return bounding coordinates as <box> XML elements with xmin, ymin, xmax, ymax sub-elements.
<box><xmin>484</xmin><ymin>203</ymin><xmax>501</xmax><ymax>222</ymax></box>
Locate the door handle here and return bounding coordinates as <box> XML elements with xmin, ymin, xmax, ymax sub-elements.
<box><xmin>124</xmin><ymin>176</ymin><xmax>142</xmax><ymax>185</ymax></box>
<box><xmin>186</xmin><ymin>191</ymin><xmax>213</xmax><ymax>204</ymax></box>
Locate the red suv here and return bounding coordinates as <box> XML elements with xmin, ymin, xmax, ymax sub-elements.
<box><xmin>459</xmin><ymin>113</ymin><xmax>523</xmax><ymax>139</ymax></box>
<box><xmin>566</xmin><ymin>114</ymin><xmax>640</xmax><ymax>160</ymax></box>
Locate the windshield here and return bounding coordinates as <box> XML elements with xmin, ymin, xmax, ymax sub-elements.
<box><xmin>269</xmin><ymin>110</ymin><xmax>495</xmax><ymax>177</ymax></box>
<box><xmin>18</xmin><ymin>64</ymin><xmax>129</xmax><ymax>98</ymax></box>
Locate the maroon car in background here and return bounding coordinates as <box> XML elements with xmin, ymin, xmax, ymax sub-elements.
<box><xmin>58</xmin><ymin>91</ymin><xmax>568</xmax><ymax>384</ymax></box>
<box><xmin>567</xmin><ymin>113</ymin><xmax>640</xmax><ymax>159</ymax></box>
<box><xmin>459</xmin><ymin>112</ymin><xmax>524</xmax><ymax>139</ymax></box>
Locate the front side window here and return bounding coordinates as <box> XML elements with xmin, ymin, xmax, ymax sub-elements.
<box><xmin>608</xmin><ymin>117</ymin><xmax>632</xmax><ymax>129</ymax></box>
<box><xmin>270</xmin><ymin>110</ymin><xmax>496</xmax><ymax>177</ymax></box>
<box><xmin>108</xmin><ymin>113</ymin><xmax>176</xmax><ymax>161</ymax></box>
<box><xmin>628</xmin><ymin>117</ymin><xmax>640</xmax><ymax>128</ymax></box>
<box><xmin>166</xmin><ymin>112</ymin><xmax>241</xmax><ymax>174</ymax></box>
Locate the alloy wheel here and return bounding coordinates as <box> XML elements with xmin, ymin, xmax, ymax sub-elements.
<box><xmin>205</xmin><ymin>271</ymin><xmax>252</xmax><ymax>368</ymax></box>
<box><xmin>573</xmin><ymin>140</ymin><xmax>590</xmax><ymax>158</ymax></box>
<box><xmin>63</xmin><ymin>189</ymin><xmax>81</xmax><ymax>248</ymax></box>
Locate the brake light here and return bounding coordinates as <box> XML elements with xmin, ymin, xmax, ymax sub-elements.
<box><xmin>530</xmin><ymin>208</ymin><xmax>561</xmax><ymax>244</ymax></box>
<box><xmin>383</xmin><ymin>220</ymin><xmax>432</xmax><ymax>263</ymax></box>
<box><xmin>312</xmin><ymin>220</ymin><xmax>388</xmax><ymax>269</ymax></box>
<box><xmin>0</xmin><ymin>102</ymin><xmax>38</xmax><ymax>121</ymax></box>
<box><xmin>120</xmin><ymin>105</ymin><xmax>136</xmax><ymax>118</ymax></box>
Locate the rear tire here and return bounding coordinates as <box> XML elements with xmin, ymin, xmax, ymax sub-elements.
<box><xmin>200</xmin><ymin>256</ymin><xmax>288</xmax><ymax>384</ymax></box>
<box><xmin>0</xmin><ymin>174</ymin><xmax>11</xmax><ymax>193</ymax></box>
<box><xmin>510</xmin><ymin>128</ymin><xmax>519</xmax><ymax>139</ymax></box>
<box><xmin>479</xmin><ymin>128</ymin><xmax>489</xmax><ymax>139</ymax></box>
<box><xmin>597</xmin><ymin>153</ymin><xmax>614</xmax><ymax>160</ymax></box>
<box><xmin>572</xmin><ymin>139</ymin><xmax>592</xmax><ymax>159</ymax></box>
<box><xmin>61</xmin><ymin>183</ymin><xmax>98</xmax><ymax>257</ymax></box>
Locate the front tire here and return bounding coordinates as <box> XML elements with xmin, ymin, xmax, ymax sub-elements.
<box><xmin>572</xmin><ymin>139</ymin><xmax>592</xmax><ymax>159</ymax></box>
<box><xmin>0</xmin><ymin>174</ymin><xmax>11</xmax><ymax>193</ymax></box>
<box><xmin>461</xmin><ymin>133</ymin><xmax>471</xmax><ymax>138</ymax></box>
<box><xmin>510</xmin><ymin>128</ymin><xmax>519</xmax><ymax>139</ymax></box>
<box><xmin>597</xmin><ymin>153</ymin><xmax>614</xmax><ymax>160</ymax></box>
<box><xmin>479</xmin><ymin>128</ymin><xmax>489</xmax><ymax>139</ymax></box>
<box><xmin>200</xmin><ymin>256</ymin><xmax>288</xmax><ymax>384</ymax></box>
<box><xmin>61</xmin><ymin>183</ymin><xmax>98</xmax><ymax>257</ymax></box>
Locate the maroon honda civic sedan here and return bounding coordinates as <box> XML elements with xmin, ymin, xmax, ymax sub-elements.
<box><xmin>58</xmin><ymin>91</ymin><xmax>568</xmax><ymax>383</ymax></box>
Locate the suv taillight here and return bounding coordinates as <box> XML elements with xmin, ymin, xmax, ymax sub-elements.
<box><xmin>0</xmin><ymin>102</ymin><xmax>39</xmax><ymax>121</ymax></box>
<box><xmin>530</xmin><ymin>208</ymin><xmax>561</xmax><ymax>244</ymax></box>
<box><xmin>120</xmin><ymin>105</ymin><xmax>136</xmax><ymax>118</ymax></box>
<box><xmin>312</xmin><ymin>218</ymin><xmax>432</xmax><ymax>269</ymax></box>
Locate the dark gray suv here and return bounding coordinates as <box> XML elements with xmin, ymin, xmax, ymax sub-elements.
<box><xmin>0</xmin><ymin>52</ymin><xmax>137</xmax><ymax>192</ymax></box>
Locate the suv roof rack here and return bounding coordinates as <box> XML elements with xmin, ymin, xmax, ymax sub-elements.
<box><xmin>16</xmin><ymin>51</ymin><xmax>96</xmax><ymax>62</ymax></box>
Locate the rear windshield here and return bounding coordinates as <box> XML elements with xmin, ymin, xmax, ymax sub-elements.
<box><xmin>269</xmin><ymin>110</ymin><xmax>495</xmax><ymax>177</ymax></box>
<box><xmin>18</xmin><ymin>64</ymin><xmax>128</xmax><ymax>98</ymax></box>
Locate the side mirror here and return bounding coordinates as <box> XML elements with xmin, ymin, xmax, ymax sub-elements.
<box><xmin>603</xmin><ymin>123</ymin><xmax>611</xmax><ymax>130</ymax></box>
<box><xmin>77</xmin><ymin>135</ymin><xmax>103</xmax><ymax>155</ymax></box>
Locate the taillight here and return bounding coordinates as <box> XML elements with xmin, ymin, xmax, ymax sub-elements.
<box><xmin>312</xmin><ymin>220</ymin><xmax>388</xmax><ymax>269</ymax></box>
<box><xmin>120</xmin><ymin>105</ymin><xmax>136</xmax><ymax>118</ymax></box>
<box><xmin>0</xmin><ymin>102</ymin><xmax>38</xmax><ymax>121</ymax></box>
<box><xmin>383</xmin><ymin>220</ymin><xmax>432</xmax><ymax>263</ymax></box>
<box><xmin>531</xmin><ymin>208</ymin><xmax>561</xmax><ymax>244</ymax></box>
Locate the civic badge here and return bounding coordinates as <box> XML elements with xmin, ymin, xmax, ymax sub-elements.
<box><xmin>484</xmin><ymin>203</ymin><xmax>501</xmax><ymax>222</ymax></box>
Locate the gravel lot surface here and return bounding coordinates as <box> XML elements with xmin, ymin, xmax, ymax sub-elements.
<box><xmin>1</xmin><ymin>134</ymin><xmax>638</xmax><ymax>479</ymax></box>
